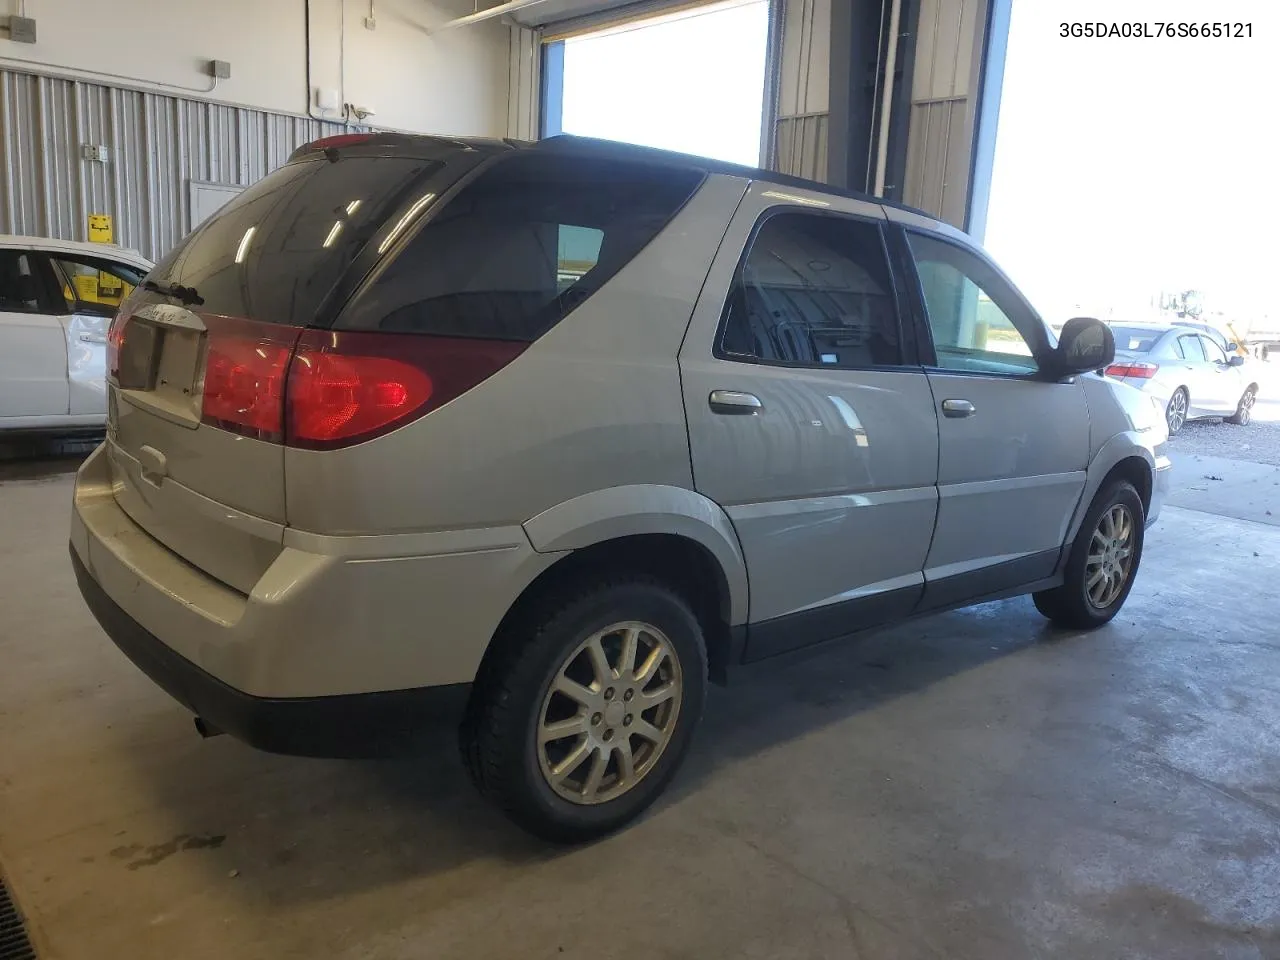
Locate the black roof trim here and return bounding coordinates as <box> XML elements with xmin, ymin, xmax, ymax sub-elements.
<box><xmin>288</xmin><ymin>131</ymin><xmax>942</xmax><ymax>224</ymax></box>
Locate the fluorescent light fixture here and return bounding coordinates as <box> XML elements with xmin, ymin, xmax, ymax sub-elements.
<box><xmin>323</xmin><ymin>221</ymin><xmax>344</xmax><ymax>248</ymax></box>
<box><xmin>234</xmin><ymin>225</ymin><xmax>257</xmax><ymax>263</ymax></box>
<box><xmin>377</xmin><ymin>193</ymin><xmax>436</xmax><ymax>254</ymax></box>
<box><xmin>346</xmin><ymin>200</ymin><xmax>362</xmax><ymax>215</ymax></box>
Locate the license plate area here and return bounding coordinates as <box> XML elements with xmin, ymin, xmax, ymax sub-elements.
<box><xmin>116</xmin><ymin>320</ymin><xmax>205</xmax><ymax>427</ymax></box>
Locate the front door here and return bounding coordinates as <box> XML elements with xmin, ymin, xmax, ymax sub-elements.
<box><xmin>899</xmin><ymin>229</ymin><xmax>1090</xmax><ymax>608</ymax></box>
<box><xmin>0</xmin><ymin>250</ymin><xmax>68</xmax><ymax>420</ymax></box>
<box><xmin>680</xmin><ymin>184</ymin><xmax>940</xmax><ymax>661</ymax></box>
<box><xmin>48</xmin><ymin>254</ymin><xmax>145</xmax><ymax>416</ymax></box>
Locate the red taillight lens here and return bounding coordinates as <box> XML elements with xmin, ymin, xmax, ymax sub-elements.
<box><xmin>200</xmin><ymin>317</ymin><xmax>303</xmax><ymax>441</ymax></box>
<box><xmin>106</xmin><ymin>307</ymin><xmax>135</xmax><ymax>379</ymax></box>
<box><xmin>1105</xmin><ymin>361</ymin><xmax>1158</xmax><ymax>380</ymax></box>
<box><xmin>308</xmin><ymin>133</ymin><xmax>375</xmax><ymax>150</ymax></box>
<box><xmin>285</xmin><ymin>331</ymin><xmax>527</xmax><ymax>449</ymax></box>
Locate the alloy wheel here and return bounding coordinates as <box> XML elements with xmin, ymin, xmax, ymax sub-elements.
<box><xmin>1166</xmin><ymin>391</ymin><xmax>1187</xmax><ymax>434</ymax></box>
<box><xmin>1237</xmin><ymin>389</ymin><xmax>1255</xmax><ymax>425</ymax></box>
<box><xmin>537</xmin><ymin>621</ymin><xmax>683</xmax><ymax>805</ymax></box>
<box><xmin>1086</xmin><ymin>504</ymin><xmax>1135</xmax><ymax>609</ymax></box>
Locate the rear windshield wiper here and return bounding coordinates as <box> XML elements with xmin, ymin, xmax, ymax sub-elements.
<box><xmin>143</xmin><ymin>279</ymin><xmax>204</xmax><ymax>306</ymax></box>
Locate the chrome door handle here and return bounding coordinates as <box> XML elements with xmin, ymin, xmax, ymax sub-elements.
<box><xmin>709</xmin><ymin>390</ymin><xmax>763</xmax><ymax>415</ymax></box>
<box><xmin>79</xmin><ymin>333</ymin><xmax>108</xmax><ymax>344</ymax></box>
<box><xmin>941</xmin><ymin>399</ymin><xmax>976</xmax><ymax>418</ymax></box>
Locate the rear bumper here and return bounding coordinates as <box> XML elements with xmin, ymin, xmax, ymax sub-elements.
<box><xmin>71</xmin><ymin>543</ymin><xmax>470</xmax><ymax>757</ymax></box>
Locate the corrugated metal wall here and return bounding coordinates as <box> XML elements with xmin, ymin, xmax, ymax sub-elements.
<box><xmin>769</xmin><ymin>0</ymin><xmax>829</xmax><ymax>180</ymax></box>
<box><xmin>902</xmin><ymin>0</ymin><xmax>985</xmax><ymax>226</ymax></box>
<box><xmin>0</xmin><ymin>68</ymin><xmax>354</xmax><ymax>263</ymax></box>
<box><xmin>507</xmin><ymin>24</ymin><xmax>542</xmax><ymax>141</ymax></box>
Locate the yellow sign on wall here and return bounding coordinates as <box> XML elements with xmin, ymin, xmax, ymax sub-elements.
<box><xmin>87</xmin><ymin>214</ymin><xmax>113</xmax><ymax>244</ymax></box>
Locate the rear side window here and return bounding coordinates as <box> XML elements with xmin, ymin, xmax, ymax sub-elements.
<box><xmin>338</xmin><ymin>153</ymin><xmax>704</xmax><ymax>341</ymax></box>
<box><xmin>144</xmin><ymin>156</ymin><xmax>441</xmax><ymax>325</ymax></box>
<box><xmin>0</xmin><ymin>251</ymin><xmax>43</xmax><ymax>313</ymax></box>
<box><xmin>1180</xmin><ymin>335</ymin><xmax>1206</xmax><ymax>361</ymax></box>
<box><xmin>717</xmin><ymin>212</ymin><xmax>902</xmax><ymax>368</ymax></box>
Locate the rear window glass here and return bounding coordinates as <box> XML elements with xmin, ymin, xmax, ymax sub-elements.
<box><xmin>1109</xmin><ymin>327</ymin><xmax>1162</xmax><ymax>352</ymax></box>
<box><xmin>144</xmin><ymin>156</ymin><xmax>441</xmax><ymax>325</ymax></box>
<box><xmin>337</xmin><ymin>152</ymin><xmax>704</xmax><ymax>341</ymax></box>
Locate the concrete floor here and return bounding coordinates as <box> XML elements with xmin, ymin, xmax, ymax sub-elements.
<box><xmin>3</xmin><ymin>461</ymin><xmax>1280</xmax><ymax>959</ymax></box>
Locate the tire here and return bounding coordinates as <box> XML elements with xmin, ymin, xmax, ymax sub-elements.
<box><xmin>461</xmin><ymin>577</ymin><xmax>707</xmax><ymax>843</ymax></box>
<box><xmin>1165</xmin><ymin>388</ymin><xmax>1189</xmax><ymax>435</ymax></box>
<box><xmin>1033</xmin><ymin>480</ymin><xmax>1145</xmax><ymax>630</ymax></box>
<box><xmin>1226</xmin><ymin>387</ymin><xmax>1256</xmax><ymax>426</ymax></box>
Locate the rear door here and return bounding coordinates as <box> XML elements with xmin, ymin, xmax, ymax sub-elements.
<box><xmin>0</xmin><ymin>249</ymin><xmax>68</xmax><ymax>419</ymax></box>
<box><xmin>47</xmin><ymin>254</ymin><xmax>147</xmax><ymax>416</ymax></box>
<box><xmin>899</xmin><ymin>227</ymin><xmax>1090</xmax><ymax>607</ymax></box>
<box><xmin>680</xmin><ymin>184</ymin><xmax>940</xmax><ymax>661</ymax></box>
<box><xmin>1173</xmin><ymin>333</ymin><xmax>1215</xmax><ymax>413</ymax></box>
<box><xmin>105</xmin><ymin>147</ymin><xmax>453</xmax><ymax>592</ymax></box>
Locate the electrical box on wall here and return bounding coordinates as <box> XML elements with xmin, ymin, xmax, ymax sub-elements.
<box><xmin>208</xmin><ymin>60</ymin><xmax>231</xmax><ymax>79</ymax></box>
<box><xmin>8</xmin><ymin>16</ymin><xmax>37</xmax><ymax>43</ymax></box>
<box><xmin>81</xmin><ymin>145</ymin><xmax>110</xmax><ymax>163</ymax></box>
<box><xmin>315</xmin><ymin>88</ymin><xmax>340</xmax><ymax>111</ymax></box>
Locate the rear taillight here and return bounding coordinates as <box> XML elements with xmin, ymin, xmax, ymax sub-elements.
<box><xmin>200</xmin><ymin>317</ymin><xmax>303</xmax><ymax>441</ymax></box>
<box><xmin>1105</xmin><ymin>361</ymin><xmax>1159</xmax><ymax>380</ymax></box>
<box><xmin>106</xmin><ymin>308</ymin><xmax>133</xmax><ymax>379</ymax></box>
<box><xmin>285</xmin><ymin>331</ymin><xmax>527</xmax><ymax>449</ymax></box>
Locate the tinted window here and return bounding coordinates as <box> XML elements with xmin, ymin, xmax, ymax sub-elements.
<box><xmin>0</xmin><ymin>251</ymin><xmax>43</xmax><ymax>314</ymax></box>
<box><xmin>718</xmin><ymin>213</ymin><xmax>901</xmax><ymax>367</ymax></box>
<box><xmin>1180</xmin><ymin>335</ymin><xmax>1206</xmax><ymax>361</ymax></box>
<box><xmin>144</xmin><ymin>156</ymin><xmax>441</xmax><ymax>325</ymax></box>
<box><xmin>52</xmin><ymin>256</ymin><xmax>145</xmax><ymax>316</ymax></box>
<box><xmin>908</xmin><ymin>233</ymin><xmax>1041</xmax><ymax>375</ymax></box>
<box><xmin>339</xmin><ymin>154</ymin><xmax>704</xmax><ymax>341</ymax></box>
<box><xmin>1201</xmin><ymin>336</ymin><xmax>1227</xmax><ymax>363</ymax></box>
<box><xmin>1109</xmin><ymin>326</ymin><xmax>1162</xmax><ymax>352</ymax></box>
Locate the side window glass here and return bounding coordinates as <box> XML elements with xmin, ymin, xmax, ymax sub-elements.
<box><xmin>52</xmin><ymin>257</ymin><xmax>143</xmax><ymax>315</ymax></box>
<box><xmin>0</xmin><ymin>251</ymin><xmax>44</xmax><ymax>314</ymax></box>
<box><xmin>1180</xmin><ymin>335</ymin><xmax>1206</xmax><ymax>361</ymax></box>
<box><xmin>718</xmin><ymin>212</ymin><xmax>902</xmax><ymax>368</ymax></box>
<box><xmin>1201</xmin><ymin>336</ymin><xmax>1227</xmax><ymax>364</ymax></box>
<box><xmin>907</xmin><ymin>232</ymin><xmax>1040</xmax><ymax>375</ymax></box>
<box><xmin>556</xmin><ymin>225</ymin><xmax>604</xmax><ymax>292</ymax></box>
<box><xmin>1170</xmin><ymin>337</ymin><xmax>1186</xmax><ymax>359</ymax></box>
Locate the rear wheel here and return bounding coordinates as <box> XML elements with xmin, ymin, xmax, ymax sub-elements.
<box><xmin>462</xmin><ymin>578</ymin><xmax>706</xmax><ymax>843</ymax></box>
<box><xmin>1034</xmin><ymin>480</ymin><xmax>1145</xmax><ymax>630</ymax></box>
<box><xmin>1165</xmin><ymin>388</ymin><xmax>1189</xmax><ymax>435</ymax></box>
<box><xmin>1226</xmin><ymin>387</ymin><xmax>1256</xmax><ymax>426</ymax></box>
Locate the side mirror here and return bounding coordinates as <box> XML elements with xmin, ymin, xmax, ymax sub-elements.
<box><xmin>1227</xmin><ymin>341</ymin><xmax>1240</xmax><ymax>352</ymax></box>
<box><xmin>1229</xmin><ymin>354</ymin><xmax>1245</xmax><ymax>367</ymax></box>
<box><xmin>1054</xmin><ymin>316</ymin><xmax>1114</xmax><ymax>377</ymax></box>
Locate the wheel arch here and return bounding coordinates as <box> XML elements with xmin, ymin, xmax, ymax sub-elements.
<box><xmin>1064</xmin><ymin>439</ymin><xmax>1156</xmax><ymax>545</ymax></box>
<box><xmin>475</xmin><ymin>486</ymin><xmax>749</xmax><ymax>688</ymax></box>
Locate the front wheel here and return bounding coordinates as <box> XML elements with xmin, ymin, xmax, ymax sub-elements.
<box><xmin>1034</xmin><ymin>480</ymin><xmax>1145</xmax><ymax>630</ymax></box>
<box><xmin>462</xmin><ymin>578</ymin><xmax>707</xmax><ymax>843</ymax></box>
<box><xmin>1165</xmin><ymin>388</ymin><xmax>1189</xmax><ymax>435</ymax></box>
<box><xmin>1226</xmin><ymin>387</ymin><xmax>1256</xmax><ymax>426</ymax></box>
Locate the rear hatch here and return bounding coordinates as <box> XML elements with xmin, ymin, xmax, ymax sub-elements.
<box><xmin>106</xmin><ymin>137</ymin><xmax>478</xmax><ymax>593</ymax></box>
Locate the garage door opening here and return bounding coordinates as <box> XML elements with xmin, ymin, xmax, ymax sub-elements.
<box><xmin>543</xmin><ymin>0</ymin><xmax>771</xmax><ymax>166</ymax></box>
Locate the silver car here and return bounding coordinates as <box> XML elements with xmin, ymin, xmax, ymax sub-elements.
<box><xmin>1106</xmin><ymin>323</ymin><xmax>1258</xmax><ymax>434</ymax></box>
<box><xmin>70</xmin><ymin>134</ymin><xmax>1171</xmax><ymax>842</ymax></box>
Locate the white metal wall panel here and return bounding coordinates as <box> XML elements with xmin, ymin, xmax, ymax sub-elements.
<box><xmin>0</xmin><ymin>68</ymin><xmax>354</xmax><ymax>262</ymax></box>
<box><xmin>769</xmin><ymin>0</ymin><xmax>830</xmax><ymax>178</ymax></box>
<box><xmin>507</xmin><ymin>24</ymin><xmax>542</xmax><ymax>141</ymax></box>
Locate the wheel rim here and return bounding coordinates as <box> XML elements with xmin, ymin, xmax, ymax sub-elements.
<box><xmin>1167</xmin><ymin>391</ymin><xmax>1187</xmax><ymax>433</ymax></box>
<box><xmin>1086</xmin><ymin>504</ymin><xmax>1135</xmax><ymax>610</ymax></box>
<box><xmin>536</xmin><ymin>621</ymin><xmax>683</xmax><ymax>806</ymax></box>
<box><xmin>1239</xmin><ymin>390</ymin><xmax>1255</xmax><ymax>424</ymax></box>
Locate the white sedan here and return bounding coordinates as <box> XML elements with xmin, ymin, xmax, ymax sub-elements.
<box><xmin>1</xmin><ymin>235</ymin><xmax>152</xmax><ymax>432</ymax></box>
<box><xmin>1105</xmin><ymin>322</ymin><xmax>1258</xmax><ymax>434</ymax></box>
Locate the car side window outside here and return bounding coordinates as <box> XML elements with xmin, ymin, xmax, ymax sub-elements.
<box><xmin>906</xmin><ymin>232</ymin><xmax>1040</xmax><ymax>376</ymax></box>
<box><xmin>1169</xmin><ymin>336</ymin><xmax>1186</xmax><ymax>359</ymax></box>
<box><xmin>1180</xmin><ymin>335</ymin><xmax>1206</xmax><ymax>361</ymax></box>
<box><xmin>52</xmin><ymin>257</ymin><xmax>144</xmax><ymax>316</ymax></box>
<box><xmin>718</xmin><ymin>212</ymin><xmax>902</xmax><ymax>368</ymax></box>
<box><xmin>0</xmin><ymin>251</ymin><xmax>45</xmax><ymax>314</ymax></box>
<box><xmin>1201</xmin><ymin>336</ymin><xmax>1228</xmax><ymax>364</ymax></box>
